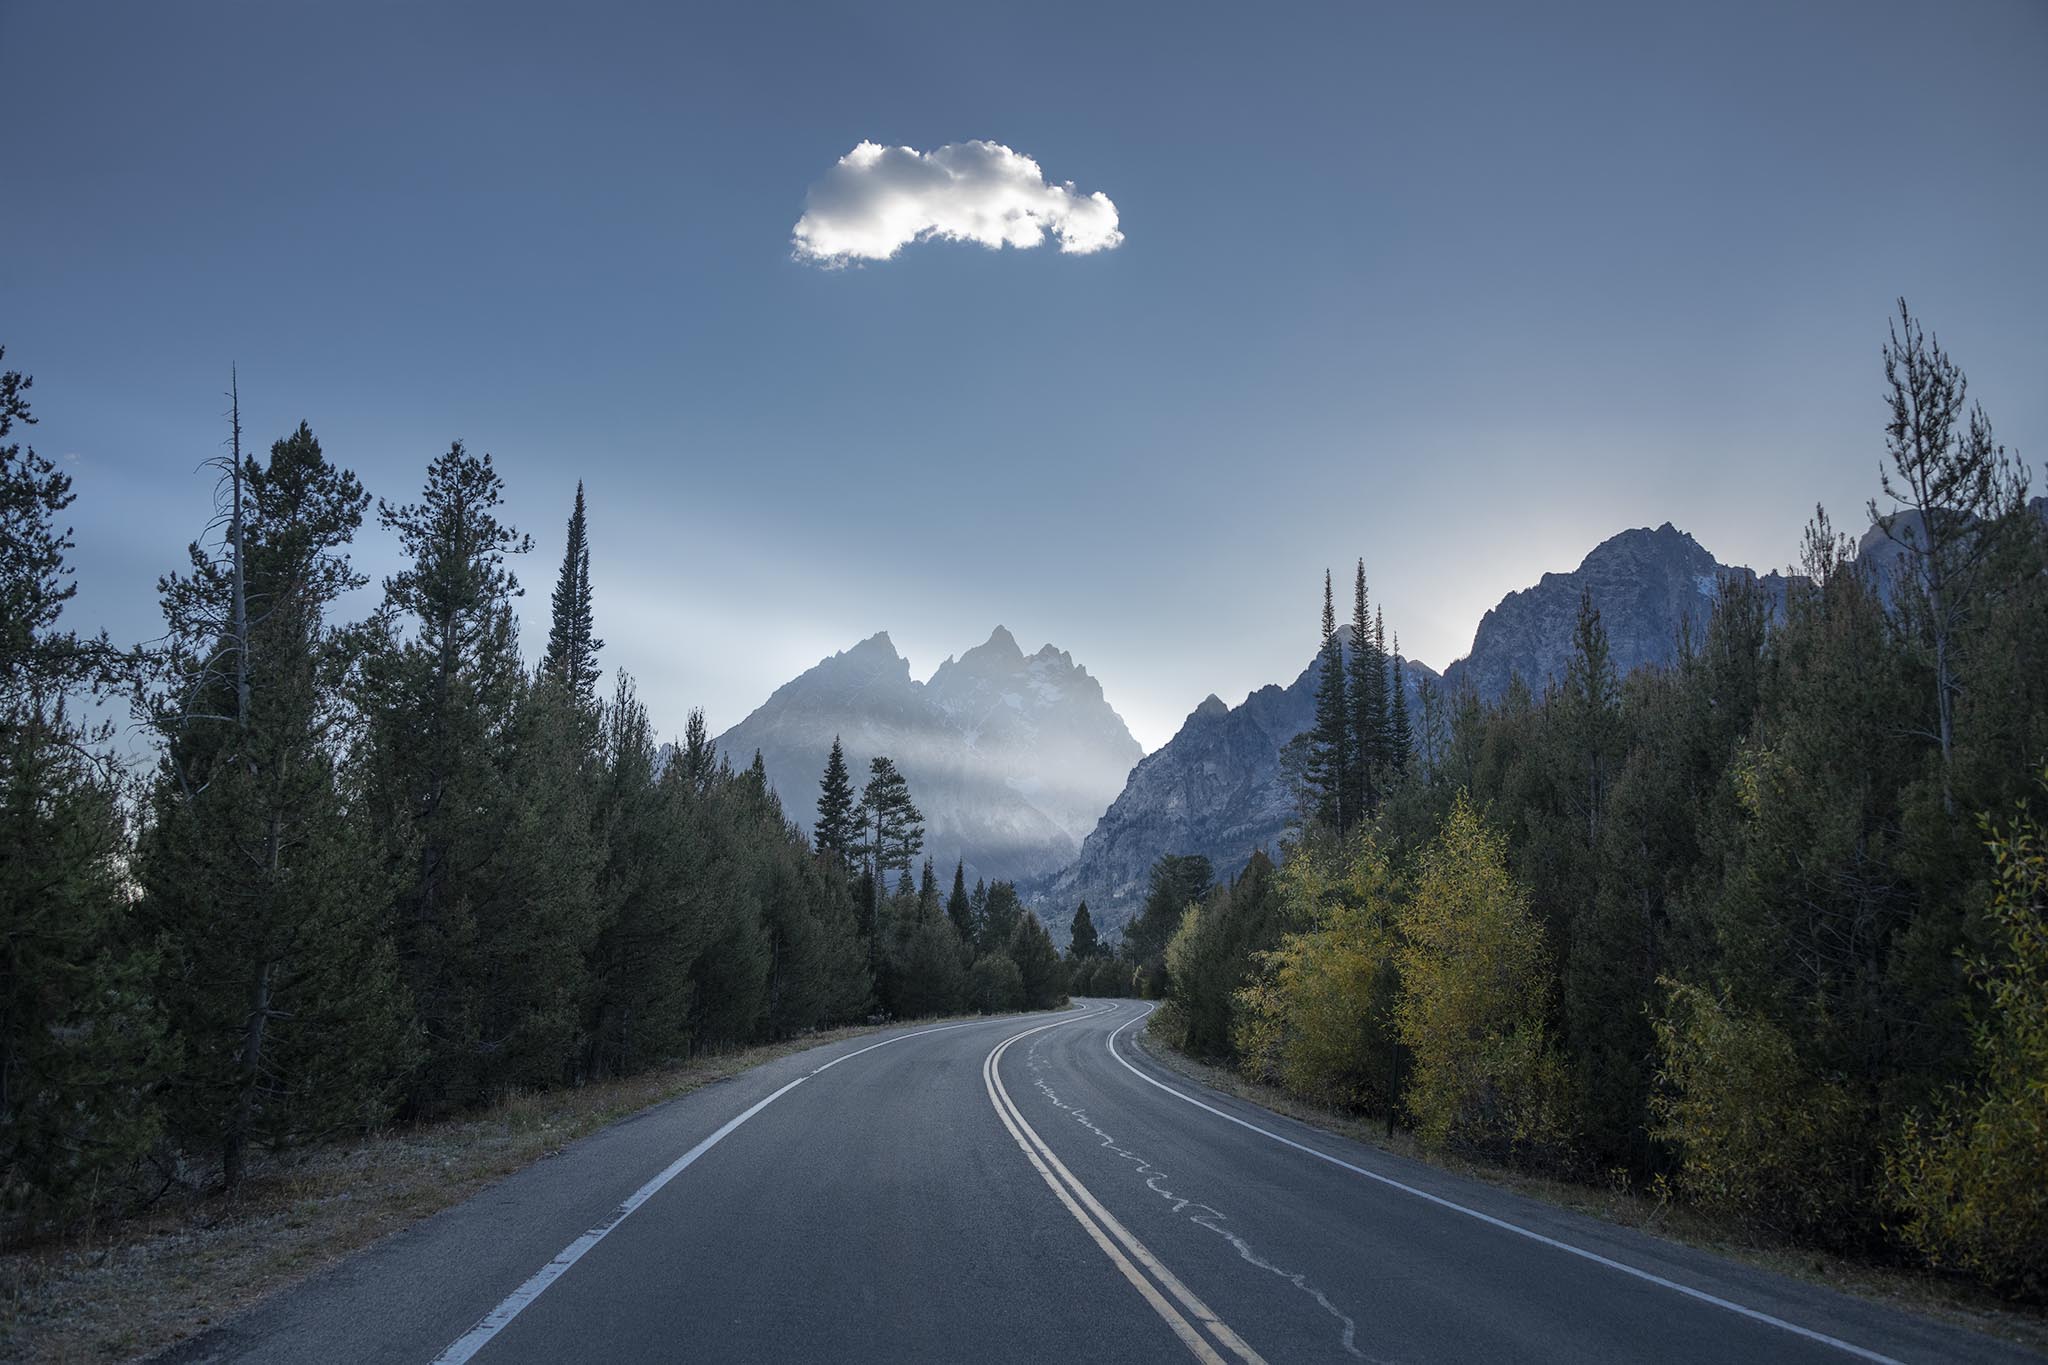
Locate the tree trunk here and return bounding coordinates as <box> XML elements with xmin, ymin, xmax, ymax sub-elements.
<box><xmin>226</xmin><ymin>957</ymin><xmax>273</xmax><ymax>1188</ymax></box>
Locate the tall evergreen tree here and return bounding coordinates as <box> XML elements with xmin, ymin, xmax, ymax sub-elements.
<box><xmin>853</xmin><ymin>757</ymin><xmax>924</xmax><ymax>888</ymax></box>
<box><xmin>1561</xmin><ymin>589</ymin><xmax>1618</xmax><ymax>847</ymax></box>
<box><xmin>142</xmin><ymin>414</ymin><xmax>411</xmax><ymax>1186</ymax></box>
<box><xmin>540</xmin><ymin>481</ymin><xmax>602</xmax><ymax>706</ymax></box>
<box><xmin>1309</xmin><ymin>569</ymin><xmax>1352</xmax><ymax>834</ymax></box>
<box><xmin>585</xmin><ymin>674</ymin><xmax>700</xmax><ymax>1077</ymax></box>
<box><xmin>814</xmin><ymin>736</ymin><xmax>856</xmax><ymax>867</ymax></box>
<box><xmin>0</xmin><ymin>352</ymin><xmax>113</xmax><ymax>700</ymax></box>
<box><xmin>1009</xmin><ymin>912</ymin><xmax>1065</xmax><ymax>1009</ymax></box>
<box><xmin>1346</xmin><ymin>561</ymin><xmax>1387</xmax><ymax>818</ymax></box>
<box><xmin>1068</xmin><ymin>902</ymin><xmax>1101</xmax><ymax>960</ymax></box>
<box><xmin>678</xmin><ymin>706</ymin><xmax>717</xmax><ymax>793</ymax></box>
<box><xmin>978</xmin><ymin>881</ymin><xmax>1026</xmax><ymax>956</ymax></box>
<box><xmin>1</xmin><ymin>351</ymin><xmax>162</xmax><ymax>1229</ymax></box>
<box><xmin>852</xmin><ymin>756</ymin><xmax>924</xmax><ymax>963</ymax></box>
<box><xmin>357</xmin><ymin>441</ymin><xmax>584</xmax><ymax>1114</ymax></box>
<box><xmin>946</xmin><ymin>859</ymin><xmax>974</xmax><ymax>942</ymax></box>
<box><xmin>1123</xmin><ymin>853</ymin><xmax>1213</xmax><ymax>986</ymax></box>
<box><xmin>1387</xmin><ymin>633</ymin><xmax>1412</xmax><ymax>780</ymax></box>
<box><xmin>1869</xmin><ymin>298</ymin><xmax>2030</xmax><ymax>815</ymax></box>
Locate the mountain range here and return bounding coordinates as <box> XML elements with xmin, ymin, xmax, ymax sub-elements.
<box><xmin>714</xmin><ymin>520</ymin><xmax>1853</xmax><ymax>943</ymax></box>
<box><xmin>713</xmin><ymin>627</ymin><xmax>1142</xmax><ymax>883</ymax></box>
<box><xmin>1035</xmin><ymin>522</ymin><xmax>1789</xmax><ymax>939</ymax></box>
<box><xmin>1022</xmin><ymin>631</ymin><xmax>1435</xmax><ymax>933</ymax></box>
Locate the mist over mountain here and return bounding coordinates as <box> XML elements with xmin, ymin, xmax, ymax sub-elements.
<box><xmin>713</xmin><ymin>627</ymin><xmax>1142</xmax><ymax>883</ymax></box>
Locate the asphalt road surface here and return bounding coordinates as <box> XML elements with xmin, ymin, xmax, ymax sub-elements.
<box><xmin>163</xmin><ymin>1001</ymin><xmax>2035</xmax><ymax>1364</ymax></box>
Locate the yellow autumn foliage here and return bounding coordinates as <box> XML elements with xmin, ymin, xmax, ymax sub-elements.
<box><xmin>1885</xmin><ymin>777</ymin><xmax>2048</xmax><ymax>1295</ymax></box>
<box><xmin>1395</xmin><ymin>795</ymin><xmax>1564</xmax><ymax>1161</ymax></box>
<box><xmin>1649</xmin><ymin>979</ymin><xmax>1860</xmax><ymax>1235</ymax></box>
<box><xmin>1231</xmin><ymin>833</ymin><xmax>1401</xmax><ymax>1112</ymax></box>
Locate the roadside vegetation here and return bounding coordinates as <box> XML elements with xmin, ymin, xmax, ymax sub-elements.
<box><xmin>0</xmin><ymin>350</ymin><xmax>1071</xmax><ymax>1267</ymax></box>
<box><xmin>1127</xmin><ymin>303</ymin><xmax>2048</xmax><ymax>1305</ymax></box>
<box><xmin>0</xmin><ymin>1020</ymin><xmax>980</xmax><ymax>1363</ymax></box>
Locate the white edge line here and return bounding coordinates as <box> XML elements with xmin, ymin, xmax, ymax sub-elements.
<box><xmin>1104</xmin><ymin>1005</ymin><xmax>1906</xmax><ymax>1365</ymax></box>
<box><xmin>433</xmin><ymin>1013</ymin><xmax>1058</xmax><ymax>1364</ymax></box>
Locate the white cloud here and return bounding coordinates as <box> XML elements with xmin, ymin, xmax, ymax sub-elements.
<box><xmin>792</xmin><ymin>140</ymin><xmax>1124</xmax><ymax>265</ymax></box>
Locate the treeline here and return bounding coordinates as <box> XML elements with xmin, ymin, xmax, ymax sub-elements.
<box><xmin>807</xmin><ymin>738</ymin><xmax>1076</xmax><ymax>1018</ymax></box>
<box><xmin>0</xmin><ymin>361</ymin><xmax>1069</xmax><ymax>1242</ymax></box>
<box><xmin>1138</xmin><ymin>303</ymin><xmax>2048</xmax><ymax>1296</ymax></box>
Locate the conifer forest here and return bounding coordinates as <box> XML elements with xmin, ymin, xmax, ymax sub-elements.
<box><xmin>2</xmin><ymin>300</ymin><xmax>2043</xmax><ymax>1308</ymax></box>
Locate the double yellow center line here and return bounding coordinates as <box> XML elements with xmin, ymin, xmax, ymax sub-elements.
<box><xmin>982</xmin><ymin>1011</ymin><xmax>1267</xmax><ymax>1365</ymax></box>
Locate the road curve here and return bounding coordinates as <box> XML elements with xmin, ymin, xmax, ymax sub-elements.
<box><xmin>161</xmin><ymin>1002</ymin><xmax>2034</xmax><ymax>1364</ymax></box>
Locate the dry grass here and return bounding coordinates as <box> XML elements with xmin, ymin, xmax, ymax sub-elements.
<box><xmin>0</xmin><ymin>1019</ymin><xmax>938</xmax><ymax>1364</ymax></box>
<box><xmin>1133</xmin><ymin>1022</ymin><xmax>2048</xmax><ymax>1358</ymax></box>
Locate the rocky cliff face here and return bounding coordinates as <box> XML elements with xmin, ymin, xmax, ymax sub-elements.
<box><xmin>1441</xmin><ymin>522</ymin><xmax>1790</xmax><ymax>702</ymax></box>
<box><xmin>1037</xmin><ymin>523</ymin><xmax>1793</xmax><ymax>941</ymax></box>
<box><xmin>1030</xmin><ymin>633</ymin><xmax>1436</xmax><ymax>938</ymax></box>
<box><xmin>714</xmin><ymin>627</ymin><xmax>1142</xmax><ymax>884</ymax></box>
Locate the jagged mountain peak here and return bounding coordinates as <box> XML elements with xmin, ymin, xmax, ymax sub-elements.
<box><xmin>839</xmin><ymin>630</ymin><xmax>906</xmax><ymax>666</ymax></box>
<box><xmin>943</xmin><ymin>624</ymin><xmax>1028</xmax><ymax>677</ymax></box>
<box><xmin>1439</xmin><ymin>520</ymin><xmax>1786</xmax><ymax>703</ymax></box>
<box><xmin>1033</xmin><ymin>641</ymin><xmax>1075</xmax><ymax>667</ymax></box>
<box><xmin>1194</xmin><ymin>693</ymin><xmax>1229</xmax><ymax>719</ymax></box>
<box><xmin>715</xmin><ymin>627</ymin><xmax>1142</xmax><ymax>884</ymax></box>
<box><xmin>1578</xmin><ymin>521</ymin><xmax>1716</xmax><ymax>571</ymax></box>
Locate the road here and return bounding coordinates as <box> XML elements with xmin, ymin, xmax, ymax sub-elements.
<box><xmin>163</xmin><ymin>1001</ymin><xmax>2033</xmax><ymax>1364</ymax></box>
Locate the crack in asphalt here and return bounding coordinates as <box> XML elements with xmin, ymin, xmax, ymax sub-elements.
<box><xmin>1024</xmin><ymin>1036</ymin><xmax>1384</xmax><ymax>1363</ymax></box>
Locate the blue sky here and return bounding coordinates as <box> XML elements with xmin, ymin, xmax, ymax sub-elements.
<box><xmin>4</xmin><ymin>1</ymin><xmax>2044</xmax><ymax>751</ymax></box>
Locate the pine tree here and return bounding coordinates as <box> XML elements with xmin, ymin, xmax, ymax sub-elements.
<box><xmin>1068</xmin><ymin>902</ymin><xmax>1101</xmax><ymax>960</ymax></box>
<box><xmin>1009</xmin><ymin>912</ymin><xmax>1065</xmax><ymax>1009</ymax></box>
<box><xmin>357</xmin><ymin>441</ymin><xmax>548</xmax><ymax>1113</ymax></box>
<box><xmin>1345</xmin><ymin>561</ymin><xmax>1386</xmax><ymax>819</ymax></box>
<box><xmin>1869</xmin><ymin>298</ymin><xmax>2030</xmax><ymax>815</ymax></box>
<box><xmin>679</xmin><ymin>706</ymin><xmax>717</xmax><ymax>793</ymax></box>
<box><xmin>142</xmin><ymin>414</ymin><xmax>410</xmax><ymax>1185</ymax></box>
<box><xmin>585</xmin><ymin>674</ymin><xmax>700</xmax><ymax>1077</ymax></box>
<box><xmin>852</xmin><ymin>756</ymin><xmax>924</xmax><ymax>967</ymax></box>
<box><xmin>1309</xmin><ymin>570</ymin><xmax>1351</xmax><ymax>834</ymax></box>
<box><xmin>540</xmin><ymin>481</ymin><xmax>602</xmax><ymax>707</ymax></box>
<box><xmin>852</xmin><ymin>757</ymin><xmax>924</xmax><ymax>890</ymax></box>
<box><xmin>815</xmin><ymin>736</ymin><xmax>856</xmax><ymax>867</ymax></box>
<box><xmin>1562</xmin><ymin>589</ymin><xmax>1618</xmax><ymax>848</ymax></box>
<box><xmin>978</xmin><ymin>880</ymin><xmax>1025</xmax><ymax>956</ymax></box>
<box><xmin>947</xmin><ymin>859</ymin><xmax>974</xmax><ymax>942</ymax></box>
<box><xmin>918</xmin><ymin>856</ymin><xmax>940</xmax><ymax>919</ymax></box>
<box><xmin>0</xmin><ymin>349</ymin><xmax>163</xmax><ymax>1228</ymax></box>
<box><xmin>0</xmin><ymin>353</ymin><xmax>113</xmax><ymax>700</ymax></box>
<box><xmin>1123</xmin><ymin>854</ymin><xmax>1213</xmax><ymax>976</ymax></box>
<box><xmin>1387</xmin><ymin>633</ymin><xmax>1412</xmax><ymax>780</ymax></box>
